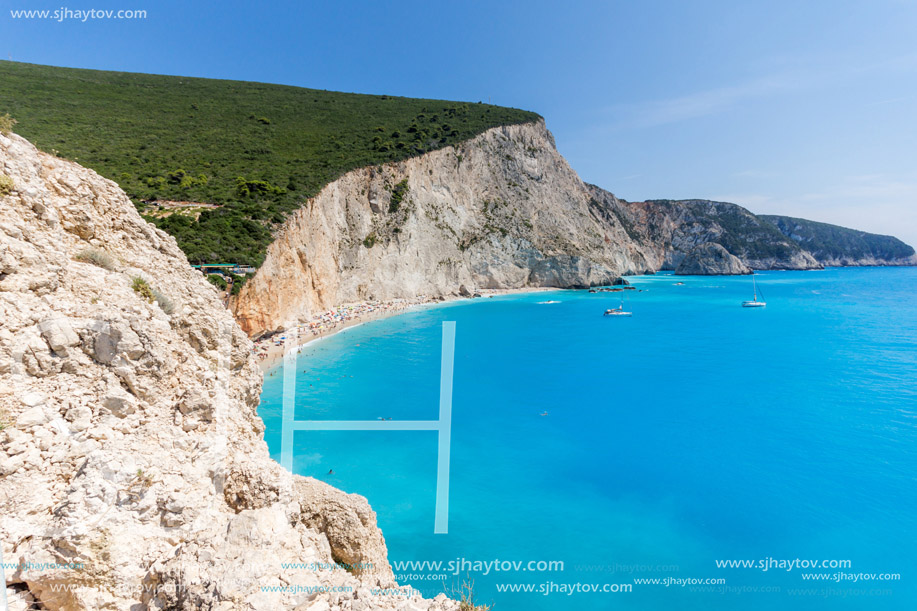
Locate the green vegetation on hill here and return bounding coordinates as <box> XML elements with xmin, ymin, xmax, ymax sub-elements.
<box><xmin>761</xmin><ymin>215</ymin><xmax>915</xmax><ymax>262</ymax></box>
<box><xmin>0</xmin><ymin>61</ymin><xmax>539</xmax><ymax>266</ymax></box>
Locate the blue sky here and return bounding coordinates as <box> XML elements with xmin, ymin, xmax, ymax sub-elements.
<box><xmin>2</xmin><ymin>0</ymin><xmax>916</xmax><ymax>246</ymax></box>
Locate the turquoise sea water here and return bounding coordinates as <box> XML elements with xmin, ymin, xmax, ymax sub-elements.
<box><xmin>259</xmin><ymin>268</ymin><xmax>917</xmax><ymax>610</ymax></box>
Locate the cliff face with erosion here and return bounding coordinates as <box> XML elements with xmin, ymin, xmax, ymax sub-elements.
<box><xmin>234</xmin><ymin>121</ymin><xmax>837</xmax><ymax>335</ymax></box>
<box><xmin>233</xmin><ymin>120</ymin><xmax>656</xmax><ymax>334</ymax></box>
<box><xmin>0</xmin><ymin>132</ymin><xmax>457</xmax><ymax>610</ymax></box>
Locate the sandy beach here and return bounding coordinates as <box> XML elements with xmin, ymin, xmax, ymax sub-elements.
<box><xmin>252</xmin><ymin>287</ymin><xmax>559</xmax><ymax>373</ymax></box>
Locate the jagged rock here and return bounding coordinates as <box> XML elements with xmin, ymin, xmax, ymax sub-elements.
<box><xmin>101</xmin><ymin>386</ymin><xmax>137</xmax><ymax>418</ymax></box>
<box><xmin>20</xmin><ymin>392</ymin><xmax>46</xmax><ymax>408</ymax></box>
<box><xmin>0</xmin><ymin>131</ymin><xmax>457</xmax><ymax>610</ymax></box>
<box><xmin>38</xmin><ymin>318</ymin><xmax>80</xmax><ymax>356</ymax></box>
<box><xmin>675</xmin><ymin>243</ymin><xmax>752</xmax><ymax>275</ymax></box>
<box><xmin>15</xmin><ymin>406</ymin><xmax>47</xmax><ymax>428</ymax></box>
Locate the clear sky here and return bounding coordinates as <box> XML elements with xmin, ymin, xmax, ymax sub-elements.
<box><xmin>2</xmin><ymin>0</ymin><xmax>916</xmax><ymax>246</ymax></box>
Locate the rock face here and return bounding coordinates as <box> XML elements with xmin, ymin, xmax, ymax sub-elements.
<box><xmin>0</xmin><ymin>132</ymin><xmax>457</xmax><ymax>610</ymax></box>
<box><xmin>761</xmin><ymin>215</ymin><xmax>917</xmax><ymax>266</ymax></box>
<box><xmin>232</xmin><ymin>120</ymin><xmax>657</xmax><ymax>334</ymax></box>
<box><xmin>231</xmin><ymin>122</ymin><xmax>829</xmax><ymax>336</ymax></box>
<box><xmin>675</xmin><ymin>242</ymin><xmax>752</xmax><ymax>275</ymax></box>
<box><xmin>589</xmin><ymin>191</ymin><xmax>823</xmax><ymax>272</ymax></box>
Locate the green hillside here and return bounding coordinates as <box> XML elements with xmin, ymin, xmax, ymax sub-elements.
<box><xmin>0</xmin><ymin>61</ymin><xmax>539</xmax><ymax>267</ymax></box>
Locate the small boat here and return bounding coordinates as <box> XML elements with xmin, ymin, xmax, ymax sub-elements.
<box><xmin>604</xmin><ymin>300</ymin><xmax>632</xmax><ymax>317</ymax></box>
<box><xmin>742</xmin><ymin>273</ymin><xmax>766</xmax><ymax>308</ymax></box>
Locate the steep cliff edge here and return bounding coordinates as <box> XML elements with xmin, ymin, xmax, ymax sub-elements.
<box><xmin>238</xmin><ymin>119</ymin><xmax>888</xmax><ymax>334</ymax></box>
<box><xmin>760</xmin><ymin>215</ymin><xmax>917</xmax><ymax>266</ymax></box>
<box><xmin>0</xmin><ymin>132</ymin><xmax>456</xmax><ymax>610</ymax></box>
<box><xmin>233</xmin><ymin>120</ymin><xmax>656</xmax><ymax>334</ymax></box>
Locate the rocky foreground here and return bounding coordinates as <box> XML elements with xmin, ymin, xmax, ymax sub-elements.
<box><xmin>0</xmin><ymin>132</ymin><xmax>457</xmax><ymax>610</ymax></box>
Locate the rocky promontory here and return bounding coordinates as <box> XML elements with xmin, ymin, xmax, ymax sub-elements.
<box><xmin>761</xmin><ymin>214</ymin><xmax>917</xmax><ymax>266</ymax></box>
<box><xmin>675</xmin><ymin>242</ymin><xmax>752</xmax><ymax>275</ymax></box>
<box><xmin>590</xmin><ymin>191</ymin><xmax>823</xmax><ymax>272</ymax></box>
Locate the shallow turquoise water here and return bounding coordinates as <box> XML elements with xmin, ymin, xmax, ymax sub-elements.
<box><xmin>259</xmin><ymin>268</ymin><xmax>917</xmax><ymax>609</ymax></box>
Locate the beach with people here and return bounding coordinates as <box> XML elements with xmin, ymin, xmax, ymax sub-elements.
<box><xmin>252</xmin><ymin>287</ymin><xmax>558</xmax><ymax>372</ymax></box>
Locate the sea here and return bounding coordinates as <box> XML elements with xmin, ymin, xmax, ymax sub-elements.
<box><xmin>259</xmin><ymin>268</ymin><xmax>917</xmax><ymax>610</ymax></box>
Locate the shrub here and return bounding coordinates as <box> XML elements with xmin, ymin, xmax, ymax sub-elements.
<box><xmin>230</xmin><ymin>273</ymin><xmax>247</xmax><ymax>295</ymax></box>
<box><xmin>131</xmin><ymin>276</ymin><xmax>154</xmax><ymax>301</ymax></box>
<box><xmin>133</xmin><ymin>468</ymin><xmax>155</xmax><ymax>489</ymax></box>
<box><xmin>235</xmin><ymin>176</ymin><xmax>286</xmax><ymax>199</ymax></box>
<box><xmin>151</xmin><ymin>287</ymin><xmax>175</xmax><ymax>315</ymax></box>
<box><xmin>207</xmin><ymin>274</ymin><xmax>228</xmax><ymax>290</ymax></box>
<box><xmin>0</xmin><ymin>173</ymin><xmax>13</xmax><ymax>196</ymax></box>
<box><xmin>362</xmin><ymin>234</ymin><xmax>376</xmax><ymax>248</ymax></box>
<box><xmin>0</xmin><ymin>113</ymin><xmax>15</xmax><ymax>135</ymax></box>
<box><xmin>389</xmin><ymin>178</ymin><xmax>409</xmax><ymax>212</ymax></box>
<box><xmin>452</xmin><ymin>579</ymin><xmax>490</xmax><ymax>611</ymax></box>
<box><xmin>74</xmin><ymin>248</ymin><xmax>117</xmax><ymax>270</ymax></box>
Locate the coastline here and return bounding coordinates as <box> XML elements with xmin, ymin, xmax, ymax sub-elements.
<box><xmin>253</xmin><ymin>286</ymin><xmax>560</xmax><ymax>373</ymax></box>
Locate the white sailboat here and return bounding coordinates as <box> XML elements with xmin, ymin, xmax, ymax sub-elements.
<box><xmin>604</xmin><ymin>299</ymin><xmax>632</xmax><ymax>317</ymax></box>
<box><xmin>742</xmin><ymin>273</ymin><xmax>766</xmax><ymax>308</ymax></box>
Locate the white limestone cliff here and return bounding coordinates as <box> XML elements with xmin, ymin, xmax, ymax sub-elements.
<box><xmin>232</xmin><ymin>120</ymin><xmax>656</xmax><ymax>335</ymax></box>
<box><xmin>0</xmin><ymin>131</ymin><xmax>457</xmax><ymax>611</ymax></box>
<box><xmin>232</xmin><ymin>121</ymin><xmax>826</xmax><ymax>336</ymax></box>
